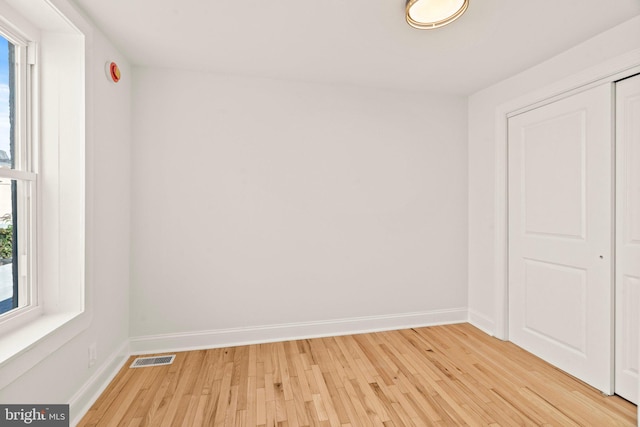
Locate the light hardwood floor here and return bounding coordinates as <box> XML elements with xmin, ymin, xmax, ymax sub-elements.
<box><xmin>78</xmin><ymin>323</ymin><xmax>637</xmax><ymax>426</ymax></box>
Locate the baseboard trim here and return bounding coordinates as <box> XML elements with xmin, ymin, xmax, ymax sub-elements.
<box><xmin>69</xmin><ymin>340</ymin><xmax>129</xmax><ymax>426</ymax></box>
<box><xmin>129</xmin><ymin>308</ymin><xmax>468</xmax><ymax>355</ymax></box>
<box><xmin>468</xmin><ymin>309</ymin><xmax>496</xmax><ymax>337</ymax></box>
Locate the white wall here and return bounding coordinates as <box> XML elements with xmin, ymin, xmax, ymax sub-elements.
<box><xmin>0</xmin><ymin>23</ymin><xmax>132</xmax><ymax>420</ymax></box>
<box><xmin>468</xmin><ymin>15</ymin><xmax>640</xmax><ymax>334</ymax></box>
<box><xmin>130</xmin><ymin>69</ymin><xmax>468</xmax><ymax>340</ymax></box>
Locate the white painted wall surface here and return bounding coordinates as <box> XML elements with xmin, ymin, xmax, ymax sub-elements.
<box><xmin>0</xmin><ymin>22</ymin><xmax>132</xmax><ymax>420</ymax></box>
<box><xmin>130</xmin><ymin>69</ymin><xmax>468</xmax><ymax>339</ymax></box>
<box><xmin>468</xmin><ymin>15</ymin><xmax>640</xmax><ymax>335</ymax></box>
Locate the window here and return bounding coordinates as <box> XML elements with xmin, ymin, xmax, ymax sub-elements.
<box><xmin>0</xmin><ymin>0</ymin><xmax>91</xmax><ymax>388</ymax></box>
<box><xmin>0</xmin><ymin>27</ymin><xmax>35</xmax><ymax>322</ymax></box>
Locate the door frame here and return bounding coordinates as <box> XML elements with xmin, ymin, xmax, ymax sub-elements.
<box><xmin>493</xmin><ymin>48</ymin><xmax>640</xmax><ymax>343</ymax></box>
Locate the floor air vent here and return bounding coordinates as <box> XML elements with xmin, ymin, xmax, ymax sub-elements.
<box><xmin>130</xmin><ymin>355</ymin><xmax>176</xmax><ymax>368</ymax></box>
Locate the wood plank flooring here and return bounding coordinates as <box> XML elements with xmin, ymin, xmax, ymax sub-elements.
<box><xmin>78</xmin><ymin>323</ymin><xmax>637</xmax><ymax>426</ymax></box>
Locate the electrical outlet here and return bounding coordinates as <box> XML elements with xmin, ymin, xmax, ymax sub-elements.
<box><xmin>88</xmin><ymin>343</ymin><xmax>97</xmax><ymax>368</ymax></box>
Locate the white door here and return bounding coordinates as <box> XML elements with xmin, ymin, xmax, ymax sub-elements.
<box><xmin>615</xmin><ymin>74</ymin><xmax>640</xmax><ymax>404</ymax></box>
<box><xmin>508</xmin><ymin>84</ymin><xmax>613</xmax><ymax>394</ymax></box>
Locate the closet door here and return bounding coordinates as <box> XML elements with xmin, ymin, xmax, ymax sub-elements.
<box><xmin>508</xmin><ymin>84</ymin><xmax>613</xmax><ymax>393</ymax></box>
<box><xmin>615</xmin><ymin>74</ymin><xmax>640</xmax><ymax>404</ymax></box>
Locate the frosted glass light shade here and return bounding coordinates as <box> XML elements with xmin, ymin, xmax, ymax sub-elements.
<box><xmin>406</xmin><ymin>0</ymin><xmax>469</xmax><ymax>29</ymax></box>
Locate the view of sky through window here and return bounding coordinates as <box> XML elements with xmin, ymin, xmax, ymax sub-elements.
<box><xmin>0</xmin><ymin>37</ymin><xmax>9</xmax><ymax>164</ymax></box>
<box><xmin>0</xmin><ymin>36</ymin><xmax>12</xmax><ymax>315</ymax></box>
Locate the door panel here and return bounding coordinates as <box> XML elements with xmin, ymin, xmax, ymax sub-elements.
<box><xmin>615</xmin><ymin>74</ymin><xmax>640</xmax><ymax>404</ymax></box>
<box><xmin>522</xmin><ymin>110</ymin><xmax>586</xmax><ymax>239</ymax></box>
<box><xmin>523</xmin><ymin>259</ymin><xmax>587</xmax><ymax>354</ymax></box>
<box><xmin>508</xmin><ymin>84</ymin><xmax>613</xmax><ymax>394</ymax></box>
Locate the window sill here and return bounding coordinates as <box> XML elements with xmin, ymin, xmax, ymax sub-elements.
<box><xmin>0</xmin><ymin>309</ymin><xmax>90</xmax><ymax>389</ymax></box>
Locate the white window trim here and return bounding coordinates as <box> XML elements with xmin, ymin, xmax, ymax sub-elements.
<box><xmin>0</xmin><ymin>0</ymin><xmax>94</xmax><ymax>390</ymax></box>
<box><xmin>0</xmin><ymin>15</ymin><xmax>39</xmax><ymax>338</ymax></box>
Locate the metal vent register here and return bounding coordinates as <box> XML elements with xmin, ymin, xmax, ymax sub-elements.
<box><xmin>130</xmin><ymin>355</ymin><xmax>176</xmax><ymax>368</ymax></box>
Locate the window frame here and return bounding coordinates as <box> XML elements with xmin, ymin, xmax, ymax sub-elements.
<box><xmin>0</xmin><ymin>0</ymin><xmax>94</xmax><ymax>390</ymax></box>
<box><xmin>0</xmin><ymin>9</ymin><xmax>39</xmax><ymax>335</ymax></box>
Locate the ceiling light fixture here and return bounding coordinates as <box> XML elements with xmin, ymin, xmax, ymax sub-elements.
<box><xmin>406</xmin><ymin>0</ymin><xmax>469</xmax><ymax>29</ymax></box>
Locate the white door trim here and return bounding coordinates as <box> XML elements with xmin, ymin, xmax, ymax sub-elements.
<box><xmin>493</xmin><ymin>48</ymin><xmax>640</xmax><ymax>341</ymax></box>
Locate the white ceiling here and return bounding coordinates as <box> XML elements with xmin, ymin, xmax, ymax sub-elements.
<box><xmin>72</xmin><ymin>0</ymin><xmax>640</xmax><ymax>95</ymax></box>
